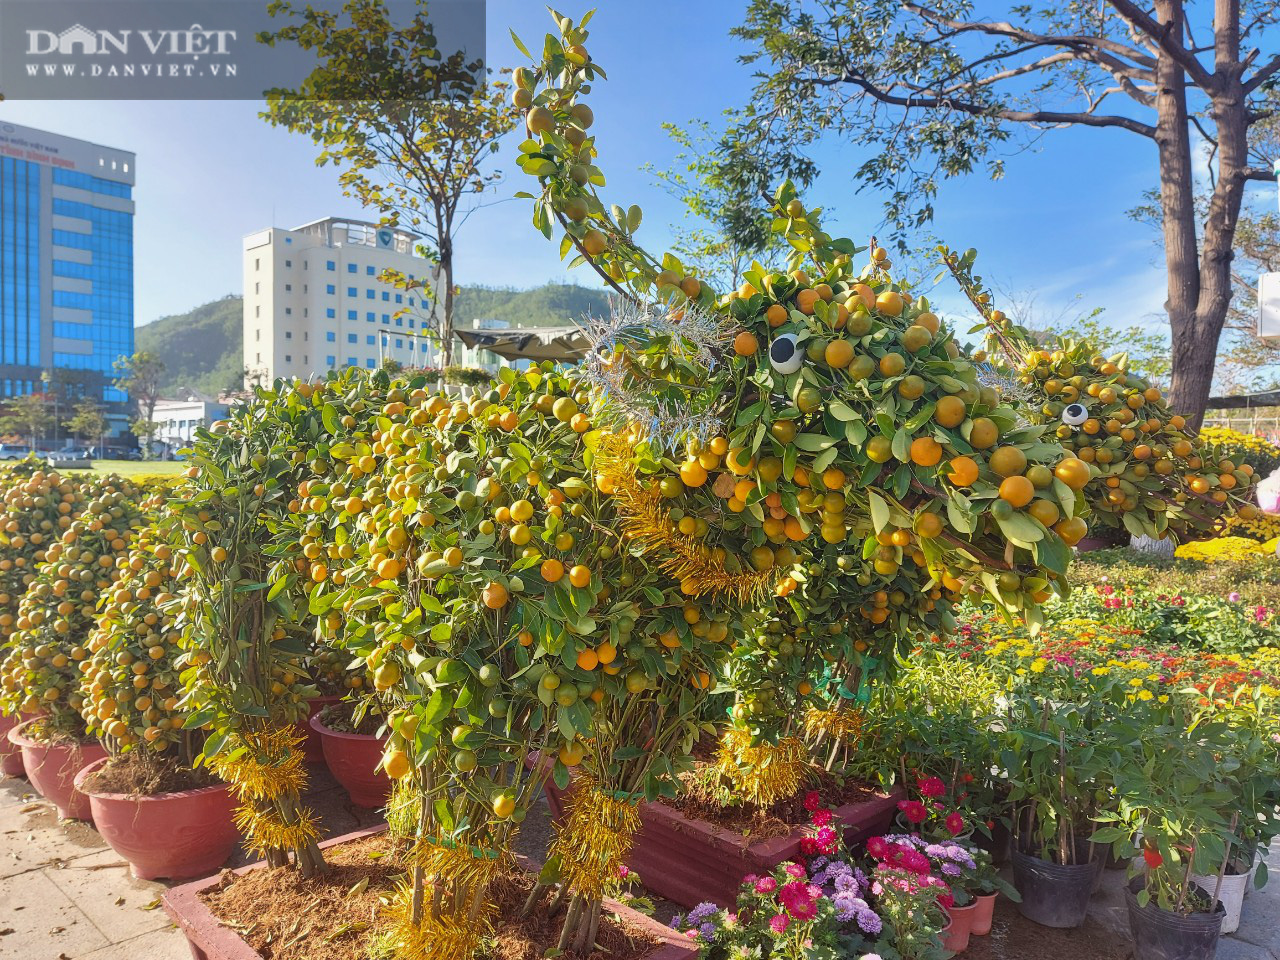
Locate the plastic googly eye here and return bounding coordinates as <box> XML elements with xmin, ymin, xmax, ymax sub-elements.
<box><xmin>1061</xmin><ymin>403</ymin><xmax>1089</xmax><ymax>427</ymax></box>
<box><xmin>769</xmin><ymin>334</ymin><xmax>802</xmax><ymax>375</ymax></box>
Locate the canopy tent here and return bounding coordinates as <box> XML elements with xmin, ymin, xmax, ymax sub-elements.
<box><xmin>455</xmin><ymin>326</ymin><xmax>589</xmax><ymax>363</ymax></box>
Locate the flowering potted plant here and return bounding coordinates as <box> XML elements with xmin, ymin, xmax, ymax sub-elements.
<box><xmin>863</xmin><ymin>837</ymin><xmax>952</xmax><ymax>960</ymax></box>
<box><xmin>673</xmin><ymin>796</ymin><xmax>886</xmax><ymax>959</ymax></box>
<box><xmin>968</xmin><ymin>845</ymin><xmax>1020</xmax><ymax>935</ymax></box>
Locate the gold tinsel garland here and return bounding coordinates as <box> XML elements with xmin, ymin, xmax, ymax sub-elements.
<box><xmin>803</xmin><ymin>705</ymin><xmax>866</xmax><ymax>744</ymax></box>
<box><xmin>387</xmin><ymin>841</ymin><xmax>504</xmax><ymax>960</ymax></box>
<box><xmin>208</xmin><ymin>725</ymin><xmax>320</xmax><ymax>857</ymax></box>
<box><xmin>715</xmin><ymin>729</ymin><xmax>809</xmax><ymax>809</ymax></box>
<box><xmin>547</xmin><ymin>782</ymin><xmax>642</xmax><ymax>902</ymax></box>
<box><xmin>594</xmin><ymin>432</ymin><xmax>778</xmax><ymax>603</ymax></box>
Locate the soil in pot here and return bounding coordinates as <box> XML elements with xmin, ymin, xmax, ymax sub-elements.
<box><xmin>201</xmin><ymin>833</ymin><xmax>672</xmax><ymax>960</ymax></box>
<box><xmin>669</xmin><ymin>761</ymin><xmax>882</xmax><ymax>839</ymax></box>
<box><xmin>1012</xmin><ymin>847</ymin><xmax>1101</xmax><ymax>928</ymax></box>
<box><xmin>76</xmin><ymin>753</ymin><xmax>238</xmax><ymax>881</ymax></box>
<box><xmin>1125</xmin><ymin>877</ymin><xmax>1223</xmax><ymax>960</ymax></box>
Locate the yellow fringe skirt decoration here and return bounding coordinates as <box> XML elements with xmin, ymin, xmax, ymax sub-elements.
<box><xmin>548</xmin><ymin>781</ymin><xmax>642</xmax><ymax>902</ymax></box>
<box><xmin>387</xmin><ymin>839</ymin><xmax>504</xmax><ymax>960</ymax></box>
<box><xmin>594</xmin><ymin>432</ymin><xmax>778</xmax><ymax>603</ymax></box>
<box><xmin>207</xmin><ymin>725</ymin><xmax>319</xmax><ymax>858</ymax></box>
<box><xmin>803</xmin><ymin>705</ymin><xmax>866</xmax><ymax>744</ymax></box>
<box><xmin>715</xmin><ymin>729</ymin><xmax>809</xmax><ymax>809</ymax></box>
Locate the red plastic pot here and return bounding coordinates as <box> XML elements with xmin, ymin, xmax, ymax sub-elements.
<box><xmin>297</xmin><ymin>695</ymin><xmax>341</xmax><ymax>764</ymax></box>
<box><xmin>971</xmin><ymin>892</ymin><xmax>998</xmax><ymax>936</ymax></box>
<box><xmin>541</xmin><ymin>765</ymin><xmax>902</xmax><ymax>908</ymax></box>
<box><xmin>7</xmin><ymin>718</ymin><xmax>105</xmax><ymax>820</ymax></box>
<box><xmin>163</xmin><ymin>826</ymin><xmax>697</xmax><ymax>960</ymax></box>
<box><xmin>74</xmin><ymin>757</ymin><xmax>241</xmax><ymax>881</ymax></box>
<box><xmin>0</xmin><ymin>711</ymin><xmax>27</xmax><ymax>777</ymax></box>
<box><xmin>943</xmin><ymin>902</ymin><xmax>976</xmax><ymax>953</ymax></box>
<box><xmin>309</xmin><ymin>712</ymin><xmax>390</xmax><ymax>808</ymax></box>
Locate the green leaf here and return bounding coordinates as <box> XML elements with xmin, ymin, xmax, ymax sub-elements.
<box><xmin>794</xmin><ymin>433</ymin><xmax>836</xmax><ymax>452</ymax></box>
<box><xmin>868</xmin><ymin>491</ymin><xmax>891</xmax><ymax>533</ymax></box>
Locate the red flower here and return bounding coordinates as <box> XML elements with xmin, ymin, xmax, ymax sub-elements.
<box><xmin>898</xmin><ymin>800</ymin><xmax>928</xmax><ymax>824</ymax></box>
<box><xmin>803</xmin><ymin>791</ymin><xmax>822</xmax><ymax>812</ymax></box>
<box><xmin>945</xmin><ymin>812</ymin><xmax>965</xmax><ymax>836</ymax></box>
<box><xmin>917</xmin><ymin>775</ymin><xmax>946</xmax><ymax>799</ymax></box>
<box><xmin>1143</xmin><ymin>848</ymin><xmax>1164</xmax><ymax>869</ymax></box>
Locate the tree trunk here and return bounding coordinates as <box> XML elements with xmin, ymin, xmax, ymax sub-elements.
<box><xmin>439</xmin><ymin>233</ymin><xmax>455</xmax><ymax>368</ymax></box>
<box><xmin>1170</xmin><ymin>0</ymin><xmax>1249</xmax><ymax>432</ymax></box>
<box><xmin>1153</xmin><ymin>0</ymin><xmax>1205</xmax><ymax>426</ymax></box>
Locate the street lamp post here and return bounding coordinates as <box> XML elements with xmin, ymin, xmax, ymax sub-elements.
<box><xmin>40</xmin><ymin>370</ymin><xmax>58</xmax><ymax>450</ymax></box>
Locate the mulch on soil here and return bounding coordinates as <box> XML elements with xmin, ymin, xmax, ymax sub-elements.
<box><xmin>670</xmin><ymin>762</ymin><xmax>880</xmax><ymax>840</ymax></box>
<box><xmin>80</xmin><ymin>752</ymin><xmax>217</xmax><ymax>796</ymax></box>
<box><xmin>486</xmin><ymin>874</ymin><xmax>662</xmax><ymax>960</ymax></box>
<box><xmin>200</xmin><ymin>834</ymin><xmax>397</xmax><ymax>960</ymax></box>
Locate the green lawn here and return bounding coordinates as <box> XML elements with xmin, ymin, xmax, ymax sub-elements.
<box><xmin>75</xmin><ymin>459</ymin><xmax>186</xmax><ymax>479</ymax></box>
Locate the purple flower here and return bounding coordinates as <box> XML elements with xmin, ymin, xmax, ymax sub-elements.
<box><xmin>941</xmin><ymin>862</ymin><xmax>963</xmax><ymax>877</ymax></box>
<box><xmin>687</xmin><ymin>902</ymin><xmax>718</xmax><ymax>926</ymax></box>
<box><xmin>1230</xmin><ymin>592</ymin><xmax>1241</xmax><ymax>603</ymax></box>
<box><xmin>856</xmin><ymin>909</ymin><xmax>883</xmax><ymax>934</ymax></box>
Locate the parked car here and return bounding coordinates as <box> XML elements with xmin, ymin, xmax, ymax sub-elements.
<box><xmin>0</xmin><ymin>444</ymin><xmax>33</xmax><ymax>461</ymax></box>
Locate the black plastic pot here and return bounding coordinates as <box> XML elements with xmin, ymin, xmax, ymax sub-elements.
<box><xmin>975</xmin><ymin>819</ymin><xmax>1012</xmax><ymax>867</ymax></box>
<box><xmin>1011</xmin><ymin>849</ymin><xmax>1101</xmax><ymax>928</ymax></box>
<box><xmin>1125</xmin><ymin>877</ymin><xmax>1223</xmax><ymax>960</ymax></box>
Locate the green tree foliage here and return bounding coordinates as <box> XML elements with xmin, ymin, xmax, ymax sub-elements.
<box><xmin>644</xmin><ymin>120</ymin><xmax>788</xmax><ymax>290</ymax></box>
<box><xmin>64</xmin><ymin>397</ymin><xmax>107</xmax><ymax>447</ymax></box>
<box><xmin>720</xmin><ymin>0</ymin><xmax>1280</xmax><ymax>428</ymax></box>
<box><xmin>259</xmin><ymin>0</ymin><xmax>520</xmax><ymax>366</ymax></box>
<box><xmin>0</xmin><ymin>393</ymin><xmax>53</xmax><ymax>447</ymax></box>
<box><xmin>113</xmin><ymin>351</ymin><xmax>166</xmax><ymax>450</ymax></box>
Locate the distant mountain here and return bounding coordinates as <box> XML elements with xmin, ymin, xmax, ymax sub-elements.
<box><xmin>454</xmin><ymin>284</ymin><xmax>613</xmax><ymax>328</ymax></box>
<box><xmin>135</xmin><ymin>294</ymin><xmax>244</xmax><ymax>398</ymax></box>
<box><xmin>134</xmin><ymin>283</ymin><xmax>615</xmax><ymax>397</ymax></box>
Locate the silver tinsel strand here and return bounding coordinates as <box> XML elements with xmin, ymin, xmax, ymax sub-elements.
<box><xmin>578</xmin><ymin>298</ymin><xmax>734</xmax><ymax>452</ymax></box>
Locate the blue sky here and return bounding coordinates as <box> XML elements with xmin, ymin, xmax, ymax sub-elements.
<box><xmin>1</xmin><ymin>1</ymin><xmax>1267</xmax><ymax>336</ymax></box>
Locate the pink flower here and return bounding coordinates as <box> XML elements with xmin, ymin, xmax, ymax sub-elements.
<box><xmin>812</xmin><ymin>808</ymin><xmax>832</xmax><ymax>828</ymax></box>
<box><xmin>917</xmin><ymin>775</ymin><xmax>945</xmax><ymax>798</ymax></box>
<box><xmin>866</xmin><ymin>836</ymin><xmax>890</xmax><ymax>859</ymax></box>
<box><xmin>618</xmin><ymin>864</ymin><xmax>630</xmax><ymax>879</ymax></box>
<box><xmin>755</xmin><ymin>876</ymin><xmax>778</xmax><ymax>894</ymax></box>
<box><xmin>898</xmin><ymin>800</ymin><xmax>928</xmax><ymax>824</ymax></box>
<box><xmin>785</xmin><ymin>863</ymin><xmax>806</xmax><ymax>879</ymax></box>
<box><xmin>769</xmin><ymin>913</ymin><xmax>790</xmax><ymax>934</ymax></box>
<box><xmin>803</xmin><ymin>791</ymin><xmax>822</xmax><ymax>812</ymax></box>
<box><xmin>945</xmin><ymin>812</ymin><xmax>965</xmax><ymax>836</ymax></box>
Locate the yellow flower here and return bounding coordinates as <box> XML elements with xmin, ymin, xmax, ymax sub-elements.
<box><xmin>1091</xmin><ymin>667</ymin><xmax>1110</xmax><ymax>677</ymax></box>
<box><xmin>1031</xmin><ymin>658</ymin><xmax>1048</xmax><ymax>673</ymax></box>
<box><xmin>1137</xmin><ymin>689</ymin><xmax>1154</xmax><ymax>701</ymax></box>
<box><xmin>1129</xmin><ymin>677</ymin><xmax>1145</xmax><ymax>688</ymax></box>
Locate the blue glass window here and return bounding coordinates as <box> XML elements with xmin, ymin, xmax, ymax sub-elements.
<box><xmin>326</xmin><ymin>355</ymin><xmax>336</xmax><ymax>366</ymax></box>
<box><xmin>347</xmin><ymin>310</ymin><xmax>357</xmax><ymax>320</ymax></box>
<box><xmin>52</xmin><ymin>168</ymin><xmax>131</xmax><ymax>198</ymax></box>
<box><xmin>347</xmin><ymin>356</ymin><xmax>357</xmax><ymax>367</ymax></box>
<box><xmin>366</xmin><ymin>335</ymin><xmax>375</xmax><ymax>345</ymax></box>
<box><xmin>326</xmin><ymin>260</ymin><xmax>335</xmax><ymax>271</ymax></box>
<box><xmin>347</xmin><ymin>333</ymin><xmax>357</xmax><ymax>343</ymax></box>
<box><xmin>326</xmin><ymin>284</ymin><xmax>335</xmax><ymax>294</ymax></box>
<box><xmin>347</xmin><ymin>263</ymin><xmax>356</xmax><ymax>273</ymax></box>
<box><xmin>366</xmin><ymin>265</ymin><xmax>375</xmax><ymax>276</ymax></box>
<box><xmin>346</xmin><ymin>287</ymin><xmax>357</xmax><ymax>297</ymax></box>
<box><xmin>326</xmin><ymin>308</ymin><xmax>336</xmax><ymax>319</ymax></box>
<box><xmin>366</xmin><ymin>358</ymin><xmax>376</xmax><ymax>368</ymax></box>
<box><xmin>326</xmin><ymin>332</ymin><xmax>336</xmax><ymax>342</ymax></box>
<box><xmin>366</xmin><ymin>289</ymin><xmax>375</xmax><ymax>299</ymax></box>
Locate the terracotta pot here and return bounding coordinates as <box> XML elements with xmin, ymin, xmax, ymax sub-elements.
<box><xmin>0</xmin><ymin>711</ymin><xmax>27</xmax><ymax>777</ymax></box>
<box><xmin>163</xmin><ymin>826</ymin><xmax>697</xmax><ymax>960</ymax></box>
<box><xmin>7</xmin><ymin>719</ymin><xmax>105</xmax><ymax>820</ymax></box>
<box><xmin>74</xmin><ymin>757</ymin><xmax>240</xmax><ymax>881</ymax></box>
<box><xmin>970</xmin><ymin>892</ymin><xmax>998</xmax><ymax>936</ymax></box>
<box><xmin>309</xmin><ymin>712</ymin><xmax>390</xmax><ymax>808</ymax></box>
<box><xmin>297</xmin><ymin>695</ymin><xmax>341</xmax><ymax>764</ymax></box>
<box><xmin>541</xmin><ymin>765</ymin><xmax>901</xmax><ymax>908</ymax></box>
<box><xmin>942</xmin><ymin>903</ymin><xmax>975</xmax><ymax>953</ymax></box>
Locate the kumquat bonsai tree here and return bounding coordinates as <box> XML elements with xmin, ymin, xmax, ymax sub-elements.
<box><xmin>287</xmin><ymin>352</ymin><xmax>742</xmax><ymax>958</ymax></box>
<box><xmin>0</xmin><ymin>467</ymin><xmax>89</xmax><ymax>642</ymax></box>
<box><xmin>81</xmin><ymin>518</ymin><xmax>202</xmax><ymax>773</ymax></box>
<box><xmin>0</xmin><ymin>477</ymin><xmax>143</xmax><ymax>740</ymax></box>
<box><xmin>944</xmin><ymin>250</ymin><xmax>1258</xmax><ymax>545</ymax></box>
<box><xmin>168</xmin><ymin>389</ymin><xmax>338</xmax><ymax>878</ymax></box>
<box><xmin>510</xmin><ymin>9</ymin><xmax>1087</xmax><ymax>811</ymax></box>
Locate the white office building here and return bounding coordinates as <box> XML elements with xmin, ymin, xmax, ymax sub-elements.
<box><xmin>153</xmin><ymin>393</ymin><xmax>230</xmax><ymax>456</ymax></box>
<box><xmin>242</xmin><ymin>218</ymin><xmax>439</xmax><ymax>386</ymax></box>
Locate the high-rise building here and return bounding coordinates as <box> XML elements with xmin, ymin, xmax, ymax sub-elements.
<box><xmin>242</xmin><ymin>218</ymin><xmax>442</xmax><ymax>385</ymax></box>
<box><xmin>0</xmin><ymin>122</ymin><xmax>134</xmax><ymax>425</ymax></box>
